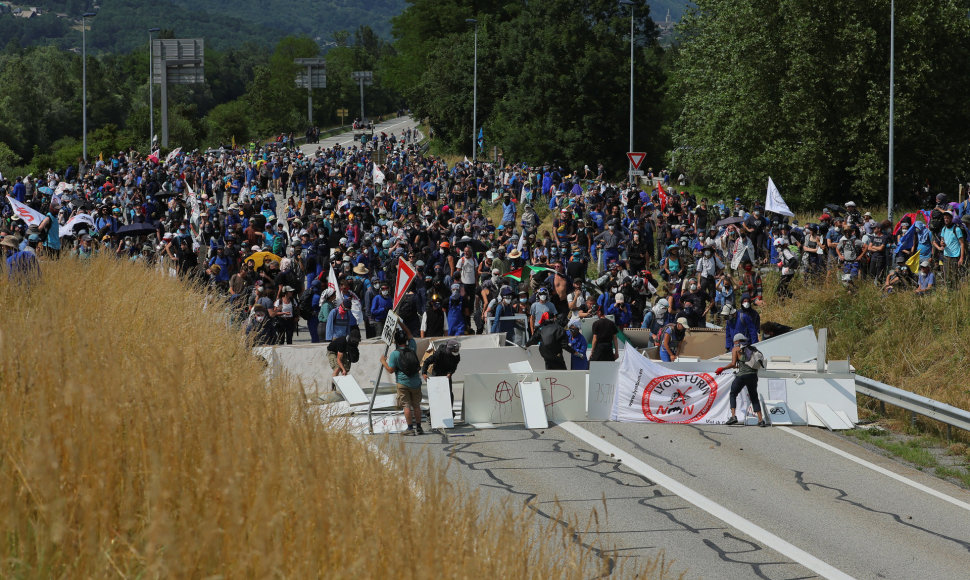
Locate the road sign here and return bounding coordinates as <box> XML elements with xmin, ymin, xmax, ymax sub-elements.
<box><xmin>380</xmin><ymin>311</ymin><xmax>401</xmax><ymax>346</ymax></box>
<box><xmin>630</xmin><ymin>170</ymin><xmax>644</xmax><ymax>176</ymax></box>
<box><xmin>337</xmin><ymin>108</ymin><xmax>348</xmax><ymax>117</ymax></box>
<box><xmin>627</xmin><ymin>152</ymin><xmax>647</xmax><ymax>170</ymax></box>
<box><xmin>393</xmin><ymin>258</ymin><xmax>416</xmax><ymax>310</ymax></box>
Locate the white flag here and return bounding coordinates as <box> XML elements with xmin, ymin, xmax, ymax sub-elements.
<box><xmin>373</xmin><ymin>163</ymin><xmax>386</xmax><ymax>185</ymax></box>
<box><xmin>328</xmin><ymin>267</ymin><xmax>343</xmax><ymax>302</ymax></box>
<box><xmin>765</xmin><ymin>177</ymin><xmax>794</xmax><ymax>217</ymax></box>
<box><xmin>60</xmin><ymin>213</ymin><xmax>96</xmax><ymax>237</ymax></box>
<box><xmin>6</xmin><ymin>195</ymin><xmax>45</xmax><ymax>227</ymax></box>
<box><xmin>165</xmin><ymin>147</ymin><xmax>182</xmax><ymax>165</ymax></box>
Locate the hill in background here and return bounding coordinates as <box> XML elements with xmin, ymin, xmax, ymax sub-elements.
<box><xmin>0</xmin><ymin>0</ymin><xmax>407</xmax><ymax>53</ymax></box>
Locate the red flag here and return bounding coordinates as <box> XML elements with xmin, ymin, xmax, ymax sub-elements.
<box><xmin>502</xmin><ymin>268</ymin><xmax>523</xmax><ymax>282</ymax></box>
<box><xmin>657</xmin><ymin>183</ymin><xmax>669</xmax><ymax>211</ymax></box>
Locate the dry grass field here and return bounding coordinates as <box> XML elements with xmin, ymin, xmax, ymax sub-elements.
<box><xmin>0</xmin><ymin>255</ymin><xmax>676</xmax><ymax>578</ymax></box>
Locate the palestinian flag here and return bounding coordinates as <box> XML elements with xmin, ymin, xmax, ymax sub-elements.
<box><xmin>528</xmin><ymin>265</ymin><xmax>557</xmax><ymax>275</ymax></box>
<box><xmin>503</xmin><ymin>268</ymin><xmax>523</xmax><ymax>282</ymax></box>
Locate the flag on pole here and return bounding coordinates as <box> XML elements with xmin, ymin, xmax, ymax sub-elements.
<box><xmin>905</xmin><ymin>250</ymin><xmax>921</xmax><ymax>274</ymax></box>
<box><xmin>231</xmin><ymin>135</ymin><xmax>236</xmax><ymax>150</ymax></box>
<box><xmin>516</xmin><ymin>231</ymin><xmax>527</xmax><ymax>254</ymax></box>
<box><xmin>477</xmin><ymin>127</ymin><xmax>484</xmax><ymax>149</ymax></box>
<box><xmin>60</xmin><ymin>213</ymin><xmax>96</xmax><ymax>237</ymax></box>
<box><xmin>765</xmin><ymin>177</ymin><xmax>794</xmax><ymax>217</ymax></box>
<box><xmin>373</xmin><ymin>163</ymin><xmax>386</xmax><ymax>185</ymax></box>
<box><xmin>502</xmin><ymin>268</ymin><xmax>523</xmax><ymax>282</ymax></box>
<box><xmin>527</xmin><ymin>264</ymin><xmax>557</xmax><ymax>275</ymax></box>
<box><xmin>656</xmin><ymin>183</ymin><xmax>669</xmax><ymax>211</ymax></box>
<box><xmin>328</xmin><ymin>267</ymin><xmax>343</xmax><ymax>302</ymax></box>
<box><xmin>6</xmin><ymin>196</ymin><xmax>45</xmax><ymax>227</ymax></box>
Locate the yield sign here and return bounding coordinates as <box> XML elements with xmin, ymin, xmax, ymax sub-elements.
<box><xmin>393</xmin><ymin>257</ymin><xmax>417</xmax><ymax>310</ymax></box>
<box><xmin>627</xmin><ymin>152</ymin><xmax>647</xmax><ymax>171</ymax></box>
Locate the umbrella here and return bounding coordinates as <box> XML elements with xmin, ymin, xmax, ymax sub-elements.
<box><xmin>38</xmin><ymin>186</ymin><xmax>54</xmax><ymax>195</ymax></box>
<box><xmin>153</xmin><ymin>189</ymin><xmax>177</xmax><ymax>198</ymax></box>
<box><xmin>454</xmin><ymin>237</ymin><xmax>488</xmax><ymax>253</ymax></box>
<box><xmin>117</xmin><ymin>222</ymin><xmax>158</xmax><ymax>237</ymax></box>
<box><xmin>715</xmin><ymin>216</ymin><xmax>745</xmax><ymax>228</ymax></box>
<box><xmin>245</xmin><ymin>251</ymin><xmax>281</xmax><ymax>269</ymax></box>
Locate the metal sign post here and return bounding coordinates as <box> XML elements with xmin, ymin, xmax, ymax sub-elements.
<box><xmin>351</xmin><ymin>71</ymin><xmax>373</xmax><ymax>123</ymax></box>
<box><xmin>152</xmin><ymin>39</ymin><xmax>204</xmax><ymax>148</ymax></box>
<box><xmin>294</xmin><ymin>58</ymin><xmax>326</xmax><ymax>125</ymax></box>
<box><xmin>367</xmin><ymin>258</ymin><xmax>416</xmax><ymax>434</ymax></box>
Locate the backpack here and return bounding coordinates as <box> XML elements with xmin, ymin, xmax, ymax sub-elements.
<box><xmin>929</xmin><ymin>209</ymin><xmax>945</xmax><ymax>233</ymax></box>
<box><xmin>298</xmin><ymin>287</ymin><xmax>315</xmax><ymax>320</ymax></box>
<box><xmin>396</xmin><ymin>347</ymin><xmax>419</xmax><ymax>376</ymax></box>
<box><xmin>347</xmin><ymin>344</ymin><xmax>360</xmax><ymax>363</ymax></box>
<box><xmin>397</xmin><ymin>293</ymin><xmax>417</xmax><ymax>321</ymax></box>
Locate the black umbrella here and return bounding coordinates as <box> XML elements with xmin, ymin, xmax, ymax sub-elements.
<box><xmin>715</xmin><ymin>216</ymin><xmax>745</xmax><ymax>228</ymax></box>
<box><xmin>117</xmin><ymin>222</ymin><xmax>158</xmax><ymax>237</ymax></box>
<box><xmin>455</xmin><ymin>237</ymin><xmax>488</xmax><ymax>253</ymax></box>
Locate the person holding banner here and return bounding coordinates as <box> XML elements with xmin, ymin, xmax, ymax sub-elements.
<box><xmin>716</xmin><ymin>333</ymin><xmax>766</xmax><ymax>427</ymax></box>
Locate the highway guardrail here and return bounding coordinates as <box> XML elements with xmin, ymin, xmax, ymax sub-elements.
<box><xmin>855</xmin><ymin>375</ymin><xmax>970</xmax><ymax>437</ymax></box>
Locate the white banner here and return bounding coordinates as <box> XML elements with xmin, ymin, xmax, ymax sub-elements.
<box><xmin>328</xmin><ymin>267</ymin><xmax>343</xmax><ymax>302</ymax></box>
<box><xmin>373</xmin><ymin>164</ymin><xmax>386</xmax><ymax>185</ymax></box>
<box><xmin>6</xmin><ymin>195</ymin><xmax>45</xmax><ymax>227</ymax></box>
<box><xmin>611</xmin><ymin>343</ymin><xmax>748</xmax><ymax>424</ymax></box>
<box><xmin>60</xmin><ymin>213</ymin><xmax>95</xmax><ymax>237</ymax></box>
<box><xmin>765</xmin><ymin>177</ymin><xmax>794</xmax><ymax>217</ymax></box>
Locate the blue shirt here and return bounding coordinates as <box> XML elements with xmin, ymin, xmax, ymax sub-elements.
<box><xmin>940</xmin><ymin>225</ymin><xmax>964</xmax><ymax>258</ymax></box>
<box><xmin>326</xmin><ymin>308</ymin><xmax>357</xmax><ymax>341</ymax></box>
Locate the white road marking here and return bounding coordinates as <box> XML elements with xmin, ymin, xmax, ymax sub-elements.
<box><xmin>778</xmin><ymin>426</ymin><xmax>970</xmax><ymax>513</ymax></box>
<box><xmin>559</xmin><ymin>421</ymin><xmax>855</xmax><ymax>580</ymax></box>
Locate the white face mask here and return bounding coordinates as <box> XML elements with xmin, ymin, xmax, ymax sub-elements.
<box><xmin>381</xmin><ymin>290</ymin><xmax>390</xmax><ymax>297</ymax></box>
<box><xmin>255</xmin><ymin>315</ymin><xmax>266</xmax><ymax>323</ymax></box>
<box><xmin>502</xmin><ymin>297</ymin><xmax>511</xmax><ymax>305</ymax></box>
<box><xmin>539</xmin><ymin>295</ymin><xmax>547</xmax><ymax>302</ymax></box>
<box><xmin>742</xmin><ymin>301</ymin><xmax>750</xmax><ymax>309</ymax></box>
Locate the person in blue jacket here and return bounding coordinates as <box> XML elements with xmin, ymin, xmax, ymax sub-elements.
<box><xmin>567</xmin><ymin>320</ymin><xmax>589</xmax><ymax>370</ymax></box>
<box><xmin>726</xmin><ymin>293</ymin><xmax>759</xmax><ymax>350</ymax></box>
<box><xmin>370</xmin><ymin>282</ymin><xmax>393</xmax><ymax>330</ymax></box>
<box><xmin>446</xmin><ymin>283</ymin><xmax>466</xmax><ymax>336</ymax></box>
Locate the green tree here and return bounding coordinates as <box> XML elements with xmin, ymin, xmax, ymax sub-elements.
<box><xmin>671</xmin><ymin>0</ymin><xmax>970</xmax><ymax>208</ymax></box>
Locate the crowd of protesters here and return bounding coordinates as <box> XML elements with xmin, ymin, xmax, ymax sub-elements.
<box><xmin>1</xmin><ymin>121</ymin><xmax>963</xmax><ymax>366</ymax></box>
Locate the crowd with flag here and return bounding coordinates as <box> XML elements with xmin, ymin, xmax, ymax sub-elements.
<box><xmin>1</xmin><ymin>123</ymin><xmax>964</xmax><ymax>356</ymax></box>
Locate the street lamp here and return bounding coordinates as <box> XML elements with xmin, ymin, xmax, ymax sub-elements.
<box><xmin>466</xmin><ymin>18</ymin><xmax>478</xmax><ymax>162</ymax></box>
<box><xmin>620</xmin><ymin>0</ymin><xmax>634</xmax><ymax>183</ymax></box>
<box><xmin>148</xmin><ymin>27</ymin><xmax>160</xmax><ymax>151</ymax></box>
<box><xmin>887</xmin><ymin>0</ymin><xmax>895</xmax><ymax>222</ymax></box>
<box><xmin>81</xmin><ymin>11</ymin><xmax>97</xmax><ymax>164</ymax></box>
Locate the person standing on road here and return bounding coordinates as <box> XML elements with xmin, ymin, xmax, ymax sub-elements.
<box><xmin>716</xmin><ymin>333</ymin><xmax>766</xmax><ymax>427</ymax></box>
<box><xmin>526</xmin><ymin>312</ymin><xmax>575</xmax><ymax>370</ymax></box>
<box><xmin>589</xmin><ymin>306</ymin><xmax>619</xmax><ymax>362</ymax></box>
<box><xmin>381</xmin><ymin>326</ymin><xmax>424</xmax><ymax>435</ymax></box>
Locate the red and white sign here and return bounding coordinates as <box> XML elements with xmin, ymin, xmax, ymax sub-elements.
<box><xmin>393</xmin><ymin>257</ymin><xmax>416</xmax><ymax>310</ymax></box>
<box><xmin>626</xmin><ymin>152</ymin><xmax>647</xmax><ymax>170</ymax></box>
<box><xmin>6</xmin><ymin>196</ymin><xmax>45</xmax><ymax>227</ymax></box>
<box><xmin>611</xmin><ymin>344</ymin><xmax>747</xmax><ymax>424</ymax></box>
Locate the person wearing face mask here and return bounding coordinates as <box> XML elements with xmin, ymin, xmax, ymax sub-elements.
<box><xmin>325</xmin><ymin>297</ymin><xmax>358</xmax><ymax>341</ymax></box>
<box><xmin>727</xmin><ymin>293</ymin><xmax>760</xmax><ymax>350</ymax></box>
<box><xmin>695</xmin><ymin>245</ymin><xmax>723</xmax><ymax>301</ymax></box>
<box><xmin>737</xmin><ymin>260</ymin><xmax>763</xmax><ymax>305</ymax></box>
<box><xmin>245</xmin><ymin>303</ymin><xmax>275</xmax><ymax>345</ymax></box>
<box><xmin>490</xmin><ymin>287</ymin><xmax>518</xmax><ymax>344</ymax></box>
<box><xmin>567</xmin><ymin>320</ymin><xmax>589</xmax><ymax>370</ymax></box>
<box><xmin>446</xmin><ymin>283</ymin><xmax>466</xmax><ymax>336</ymax></box>
<box><xmin>420</xmin><ymin>294</ymin><xmax>447</xmax><ymax>338</ymax></box>
<box><xmin>607</xmin><ymin>292</ymin><xmax>633</xmax><ymax>329</ymax></box>
<box><xmin>370</xmin><ymin>283</ymin><xmax>393</xmax><ymax>330</ymax></box>
<box><xmin>529</xmin><ymin>287</ymin><xmax>557</xmax><ymax>336</ymax></box>
<box><xmin>594</xmin><ymin>220</ymin><xmax>622</xmax><ymax>266</ymax></box>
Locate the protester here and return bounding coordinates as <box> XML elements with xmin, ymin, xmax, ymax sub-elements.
<box><xmin>327</xmin><ymin>326</ymin><xmax>361</xmax><ymax>386</ymax></box>
<box><xmin>381</xmin><ymin>327</ymin><xmax>423</xmax><ymax>435</ymax></box>
<box><xmin>716</xmin><ymin>333</ymin><xmax>767</xmax><ymax>427</ymax></box>
<box><xmin>421</xmin><ymin>339</ymin><xmax>461</xmax><ymax>407</ymax></box>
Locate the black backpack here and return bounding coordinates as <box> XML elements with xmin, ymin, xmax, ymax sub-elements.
<box><xmin>396</xmin><ymin>347</ymin><xmax>419</xmax><ymax>376</ymax></box>
<box><xmin>347</xmin><ymin>344</ymin><xmax>360</xmax><ymax>363</ymax></box>
<box><xmin>298</xmin><ymin>287</ymin><xmax>315</xmax><ymax>320</ymax></box>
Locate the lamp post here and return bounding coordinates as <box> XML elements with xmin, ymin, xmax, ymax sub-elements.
<box><xmin>466</xmin><ymin>18</ymin><xmax>478</xmax><ymax>162</ymax></box>
<box><xmin>148</xmin><ymin>27</ymin><xmax>160</xmax><ymax>151</ymax></box>
<box><xmin>81</xmin><ymin>11</ymin><xmax>97</xmax><ymax>164</ymax></box>
<box><xmin>887</xmin><ymin>0</ymin><xmax>895</xmax><ymax>222</ymax></box>
<box><xmin>620</xmin><ymin>0</ymin><xmax>635</xmax><ymax>183</ymax></box>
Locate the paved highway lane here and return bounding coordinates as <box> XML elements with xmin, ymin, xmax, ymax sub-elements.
<box><xmin>398</xmin><ymin>422</ymin><xmax>970</xmax><ymax>579</ymax></box>
<box><xmin>298</xmin><ymin>116</ymin><xmax>422</xmax><ymax>155</ymax></box>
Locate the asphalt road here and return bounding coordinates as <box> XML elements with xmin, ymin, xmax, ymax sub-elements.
<box><xmin>298</xmin><ymin>115</ymin><xmax>422</xmax><ymax>155</ymax></box>
<box><xmin>394</xmin><ymin>421</ymin><xmax>970</xmax><ymax>579</ymax></box>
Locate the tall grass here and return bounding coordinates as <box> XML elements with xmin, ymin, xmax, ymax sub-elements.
<box><xmin>760</xmin><ymin>274</ymin><xmax>970</xmax><ymax>417</ymax></box>
<box><xmin>0</xmin><ymin>255</ymin><xmax>671</xmax><ymax>578</ymax></box>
